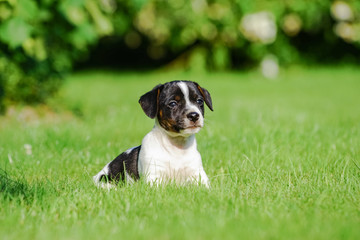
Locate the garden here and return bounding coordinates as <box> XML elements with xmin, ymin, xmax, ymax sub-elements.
<box><xmin>1</xmin><ymin>1</ymin><xmax>360</xmax><ymax>239</ymax></box>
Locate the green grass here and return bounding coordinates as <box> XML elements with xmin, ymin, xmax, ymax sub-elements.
<box><xmin>1</xmin><ymin>67</ymin><xmax>360</xmax><ymax>239</ymax></box>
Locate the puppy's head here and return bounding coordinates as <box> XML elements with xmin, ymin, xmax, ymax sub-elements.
<box><xmin>139</xmin><ymin>81</ymin><xmax>213</xmax><ymax>136</ymax></box>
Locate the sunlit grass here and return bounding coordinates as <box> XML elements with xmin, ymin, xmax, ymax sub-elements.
<box><xmin>1</xmin><ymin>67</ymin><xmax>360</xmax><ymax>239</ymax></box>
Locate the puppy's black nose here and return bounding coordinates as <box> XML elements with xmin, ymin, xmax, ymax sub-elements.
<box><xmin>187</xmin><ymin>112</ymin><xmax>200</xmax><ymax>122</ymax></box>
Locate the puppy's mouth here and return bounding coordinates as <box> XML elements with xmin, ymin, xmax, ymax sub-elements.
<box><xmin>184</xmin><ymin>124</ymin><xmax>202</xmax><ymax>130</ymax></box>
<box><xmin>179</xmin><ymin>124</ymin><xmax>202</xmax><ymax>135</ymax></box>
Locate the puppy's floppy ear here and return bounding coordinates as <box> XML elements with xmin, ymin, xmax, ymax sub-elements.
<box><xmin>195</xmin><ymin>83</ymin><xmax>213</xmax><ymax>111</ymax></box>
<box><xmin>139</xmin><ymin>84</ymin><xmax>164</xmax><ymax>119</ymax></box>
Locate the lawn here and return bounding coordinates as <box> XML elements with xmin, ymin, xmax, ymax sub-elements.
<box><xmin>1</xmin><ymin>67</ymin><xmax>359</xmax><ymax>240</ymax></box>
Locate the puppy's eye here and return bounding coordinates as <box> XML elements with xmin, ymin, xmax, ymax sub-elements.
<box><xmin>196</xmin><ymin>99</ymin><xmax>204</xmax><ymax>105</ymax></box>
<box><xmin>168</xmin><ymin>101</ymin><xmax>178</xmax><ymax>108</ymax></box>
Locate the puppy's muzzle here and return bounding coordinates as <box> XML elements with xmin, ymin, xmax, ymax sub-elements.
<box><xmin>187</xmin><ymin>112</ymin><xmax>200</xmax><ymax>123</ymax></box>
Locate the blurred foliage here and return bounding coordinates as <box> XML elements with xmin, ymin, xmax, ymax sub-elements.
<box><xmin>0</xmin><ymin>0</ymin><xmax>360</xmax><ymax>109</ymax></box>
<box><xmin>0</xmin><ymin>0</ymin><xmax>114</xmax><ymax>111</ymax></box>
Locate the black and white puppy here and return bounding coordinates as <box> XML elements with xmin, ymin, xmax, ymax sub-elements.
<box><xmin>93</xmin><ymin>81</ymin><xmax>213</xmax><ymax>187</ymax></box>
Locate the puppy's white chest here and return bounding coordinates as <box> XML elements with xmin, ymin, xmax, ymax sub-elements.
<box><xmin>159</xmin><ymin>150</ymin><xmax>200</xmax><ymax>174</ymax></box>
<box><xmin>138</xmin><ymin>127</ymin><xmax>204</xmax><ymax>183</ymax></box>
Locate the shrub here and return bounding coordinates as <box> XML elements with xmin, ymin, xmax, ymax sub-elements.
<box><xmin>1</xmin><ymin>0</ymin><xmax>360</xmax><ymax>109</ymax></box>
<box><xmin>127</xmin><ymin>0</ymin><xmax>360</xmax><ymax>68</ymax></box>
<box><xmin>0</xmin><ymin>0</ymin><xmax>115</xmax><ymax>110</ymax></box>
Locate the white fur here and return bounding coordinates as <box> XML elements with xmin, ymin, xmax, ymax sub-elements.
<box><xmin>125</xmin><ymin>172</ymin><xmax>135</xmax><ymax>184</ymax></box>
<box><xmin>138</xmin><ymin>121</ymin><xmax>209</xmax><ymax>187</ymax></box>
<box><xmin>93</xmin><ymin>162</ymin><xmax>110</xmax><ymax>184</ymax></box>
<box><xmin>177</xmin><ymin>82</ymin><xmax>204</xmax><ymax>132</ymax></box>
<box><xmin>125</xmin><ymin>146</ymin><xmax>137</xmax><ymax>154</ymax></box>
<box><xmin>93</xmin><ymin>162</ymin><xmax>116</xmax><ymax>189</ymax></box>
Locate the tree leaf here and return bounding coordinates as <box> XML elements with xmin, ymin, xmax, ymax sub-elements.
<box><xmin>0</xmin><ymin>17</ymin><xmax>33</xmax><ymax>48</ymax></box>
<box><xmin>69</xmin><ymin>23</ymin><xmax>97</xmax><ymax>49</ymax></box>
<box><xmin>16</xmin><ymin>0</ymin><xmax>39</xmax><ymax>21</ymax></box>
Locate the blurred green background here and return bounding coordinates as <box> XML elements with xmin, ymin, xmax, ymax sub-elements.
<box><xmin>0</xmin><ymin>0</ymin><xmax>360</xmax><ymax>110</ymax></box>
<box><xmin>1</xmin><ymin>2</ymin><xmax>360</xmax><ymax>239</ymax></box>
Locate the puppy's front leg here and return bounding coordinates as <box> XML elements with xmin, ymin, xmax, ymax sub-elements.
<box><xmin>142</xmin><ymin>169</ymin><xmax>163</xmax><ymax>186</ymax></box>
<box><xmin>198</xmin><ymin>169</ymin><xmax>210</xmax><ymax>188</ymax></box>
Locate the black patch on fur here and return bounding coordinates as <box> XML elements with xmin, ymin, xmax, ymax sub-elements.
<box><xmin>194</xmin><ymin>83</ymin><xmax>213</xmax><ymax>111</ymax></box>
<box><xmin>139</xmin><ymin>84</ymin><xmax>164</xmax><ymax>119</ymax></box>
<box><xmin>138</xmin><ymin>81</ymin><xmax>213</xmax><ymax>121</ymax></box>
<box><xmin>100</xmin><ymin>146</ymin><xmax>141</xmax><ymax>183</ymax></box>
<box><xmin>157</xmin><ymin>81</ymin><xmax>185</xmax><ymax>132</ymax></box>
<box><xmin>155</xmin><ymin>81</ymin><xmax>213</xmax><ymax>133</ymax></box>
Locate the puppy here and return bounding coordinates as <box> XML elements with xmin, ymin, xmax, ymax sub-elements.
<box><xmin>93</xmin><ymin>80</ymin><xmax>213</xmax><ymax>187</ymax></box>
